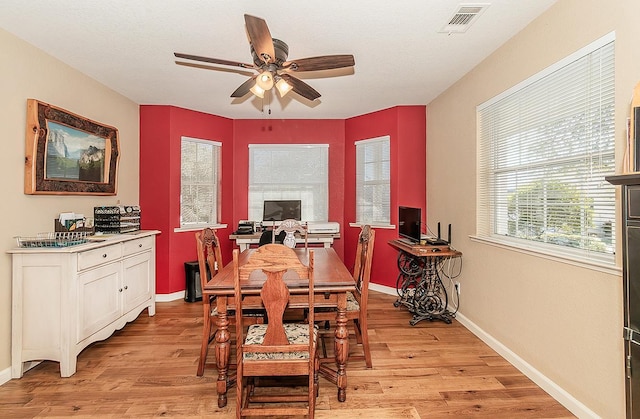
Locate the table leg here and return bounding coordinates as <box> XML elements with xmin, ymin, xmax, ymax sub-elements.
<box><xmin>215</xmin><ymin>297</ymin><xmax>230</xmax><ymax>408</ymax></box>
<box><xmin>334</xmin><ymin>292</ymin><xmax>349</xmax><ymax>402</ymax></box>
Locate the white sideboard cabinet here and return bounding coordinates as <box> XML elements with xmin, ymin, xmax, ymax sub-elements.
<box><xmin>9</xmin><ymin>230</ymin><xmax>160</xmax><ymax>378</ymax></box>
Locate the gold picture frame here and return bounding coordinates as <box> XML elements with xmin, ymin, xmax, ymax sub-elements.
<box><xmin>24</xmin><ymin>99</ymin><xmax>119</xmax><ymax>195</ymax></box>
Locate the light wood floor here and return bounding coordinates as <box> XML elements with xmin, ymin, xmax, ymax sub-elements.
<box><xmin>1</xmin><ymin>291</ymin><xmax>574</xmax><ymax>418</ymax></box>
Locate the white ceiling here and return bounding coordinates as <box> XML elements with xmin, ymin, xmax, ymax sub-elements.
<box><xmin>0</xmin><ymin>0</ymin><xmax>557</xmax><ymax>119</ymax></box>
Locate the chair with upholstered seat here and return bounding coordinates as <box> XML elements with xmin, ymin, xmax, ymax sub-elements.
<box><xmin>315</xmin><ymin>225</ymin><xmax>375</xmax><ymax>368</ymax></box>
<box><xmin>273</xmin><ymin>219</ymin><xmax>308</xmax><ymax>249</ymax></box>
<box><xmin>233</xmin><ymin>244</ymin><xmax>319</xmax><ymax>418</ymax></box>
<box><xmin>195</xmin><ymin>228</ymin><xmax>264</xmax><ymax>377</ymax></box>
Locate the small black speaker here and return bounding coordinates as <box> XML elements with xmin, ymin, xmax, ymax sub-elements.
<box><xmin>184</xmin><ymin>261</ymin><xmax>203</xmax><ymax>302</ymax></box>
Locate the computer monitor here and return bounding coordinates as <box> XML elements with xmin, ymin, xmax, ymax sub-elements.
<box><xmin>262</xmin><ymin>200</ymin><xmax>302</xmax><ymax>222</ymax></box>
<box><xmin>398</xmin><ymin>206</ymin><xmax>421</xmax><ymax>243</ymax></box>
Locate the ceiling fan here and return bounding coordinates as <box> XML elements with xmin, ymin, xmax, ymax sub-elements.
<box><xmin>174</xmin><ymin>14</ymin><xmax>355</xmax><ymax>102</ymax></box>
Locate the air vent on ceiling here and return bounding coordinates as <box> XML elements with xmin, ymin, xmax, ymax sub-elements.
<box><xmin>439</xmin><ymin>4</ymin><xmax>489</xmax><ymax>34</ymax></box>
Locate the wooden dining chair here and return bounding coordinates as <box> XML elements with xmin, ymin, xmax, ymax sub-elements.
<box><xmin>315</xmin><ymin>225</ymin><xmax>375</xmax><ymax>368</ymax></box>
<box><xmin>273</xmin><ymin>219</ymin><xmax>308</xmax><ymax>249</ymax></box>
<box><xmin>195</xmin><ymin>228</ymin><xmax>264</xmax><ymax>377</ymax></box>
<box><xmin>233</xmin><ymin>244</ymin><xmax>319</xmax><ymax>418</ymax></box>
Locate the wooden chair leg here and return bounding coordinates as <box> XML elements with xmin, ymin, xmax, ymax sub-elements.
<box><xmin>197</xmin><ymin>310</ymin><xmax>214</xmax><ymax>376</ymax></box>
<box><xmin>320</xmin><ymin>331</ymin><xmax>328</xmax><ymax>359</ymax></box>
<box><xmin>353</xmin><ymin>318</ymin><xmax>363</xmax><ymax>345</ymax></box>
<box><xmin>314</xmin><ymin>355</ymin><xmax>320</xmax><ymax>397</ymax></box>
<box><xmin>309</xmin><ymin>358</ymin><xmax>317</xmax><ymax>419</ymax></box>
<box><xmin>236</xmin><ymin>374</ymin><xmax>243</xmax><ymax>418</ymax></box>
<box><xmin>356</xmin><ymin>316</ymin><xmax>373</xmax><ymax>369</ymax></box>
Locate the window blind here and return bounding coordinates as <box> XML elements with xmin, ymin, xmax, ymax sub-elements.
<box><xmin>356</xmin><ymin>136</ymin><xmax>391</xmax><ymax>225</ymax></box>
<box><xmin>477</xmin><ymin>34</ymin><xmax>615</xmax><ymax>264</ymax></box>
<box><xmin>180</xmin><ymin>137</ymin><xmax>221</xmax><ymax>226</ymax></box>
<box><xmin>248</xmin><ymin>144</ymin><xmax>329</xmax><ymax>222</ymax></box>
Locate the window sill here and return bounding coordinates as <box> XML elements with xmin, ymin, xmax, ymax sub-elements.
<box><xmin>469</xmin><ymin>235</ymin><xmax>620</xmax><ymax>276</ymax></box>
<box><xmin>349</xmin><ymin>222</ymin><xmax>396</xmax><ymax>229</ymax></box>
<box><xmin>174</xmin><ymin>223</ymin><xmax>228</xmax><ymax>233</ymax></box>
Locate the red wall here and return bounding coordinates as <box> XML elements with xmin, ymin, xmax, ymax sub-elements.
<box><xmin>140</xmin><ymin>106</ymin><xmax>234</xmax><ymax>294</ymax></box>
<box><xmin>345</xmin><ymin>106</ymin><xmax>426</xmax><ymax>288</ymax></box>
<box><xmin>139</xmin><ymin>106</ymin><xmax>171</xmax><ymax>293</ymax></box>
<box><xmin>140</xmin><ymin>105</ymin><xmax>425</xmax><ymax>294</ymax></box>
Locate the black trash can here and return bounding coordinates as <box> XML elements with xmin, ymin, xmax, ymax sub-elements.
<box><xmin>184</xmin><ymin>261</ymin><xmax>204</xmax><ymax>302</ymax></box>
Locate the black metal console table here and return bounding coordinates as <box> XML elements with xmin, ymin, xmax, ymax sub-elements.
<box><xmin>388</xmin><ymin>239</ymin><xmax>462</xmax><ymax>325</ymax></box>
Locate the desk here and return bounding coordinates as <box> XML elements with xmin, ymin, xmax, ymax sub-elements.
<box><xmin>230</xmin><ymin>232</ymin><xmax>340</xmax><ymax>251</ymax></box>
<box><xmin>204</xmin><ymin>247</ymin><xmax>354</xmax><ymax>407</ymax></box>
<box><xmin>388</xmin><ymin>239</ymin><xmax>462</xmax><ymax>325</ymax></box>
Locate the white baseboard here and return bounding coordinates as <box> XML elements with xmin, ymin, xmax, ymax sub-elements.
<box><xmin>369</xmin><ymin>283</ymin><xmax>397</xmax><ymax>296</ymax></box>
<box><xmin>0</xmin><ymin>360</ymin><xmax>42</xmax><ymax>386</ymax></box>
<box><xmin>455</xmin><ymin>312</ymin><xmax>598</xmax><ymax>419</ymax></box>
<box><xmin>0</xmin><ymin>366</ymin><xmax>10</xmax><ymax>386</ymax></box>
<box><xmin>155</xmin><ymin>291</ymin><xmax>187</xmax><ymax>302</ymax></box>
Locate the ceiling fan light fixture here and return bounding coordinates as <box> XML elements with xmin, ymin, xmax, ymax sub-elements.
<box><xmin>275</xmin><ymin>77</ymin><xmax>293</xmax><ymax>97</ymax></box>
<box><xmin>250</xmin><ymin>83</ymin><xmax>265</xmax><ymax>98</ymax></box>
<box><xmin>255</xmin><ymin>71</ymin><xmax>274</xmax><ymax>91</ymax></box>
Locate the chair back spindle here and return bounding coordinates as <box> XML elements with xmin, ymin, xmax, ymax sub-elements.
<box><xmin>260</xmin><ymin>270</ymin><xmax>290</xmax><ymax>346</ymax></box>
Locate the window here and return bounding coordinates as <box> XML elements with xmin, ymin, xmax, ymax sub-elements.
<box><xmin>180</xmin><ymin>136</ymin><xmax>221</xmax><ymax>228</ymax></box>
<box><xmin>477</xmin><ymin>33</ymin><xmax>615</xmax><ymax>265</ymax></box>
<box><xmin>248</xmin><ymin>144</ymin><xmax>329</xmax><ymax>222</ymax></box>
<box><xmin>356</xmin><ymin>135</ymin><xmax>391</xmax><ymax>225</ymax></box>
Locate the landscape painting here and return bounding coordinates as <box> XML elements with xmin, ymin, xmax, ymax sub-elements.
<box><xmin>45</xmin><ymin>121</ymin><xmax>106</xmax><ymax>182</ymax></box>
<box><xmin>24</xmin><ymin>99</ymin><xmax>120</xmax><ymax>195</ymax></box>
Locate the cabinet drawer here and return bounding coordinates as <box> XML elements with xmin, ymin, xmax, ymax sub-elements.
<box><xmin>78</xmin><ymin>244</ymin><xmax>123</xmax><ymax>271</ymax></box>
<box><xmin>123</xmin><ymin>236</ymin><xmax>154</xmax><ymax>256</ymax></box>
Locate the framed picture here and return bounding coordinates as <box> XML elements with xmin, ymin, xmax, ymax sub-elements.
<box><xmin>24</xmin><ymin>99</ymin><xmax>120</xmax><ymax>195</ymax></box>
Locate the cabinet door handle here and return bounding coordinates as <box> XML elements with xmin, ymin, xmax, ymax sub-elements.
<box><xmin>102</xmin><ymin>254</ymin><xmax>107</xmax><ymax>258</ymax></box>
<box><xmin>124</xmin><ymin>285</ymin><xmax>128</xmax><ymax>290</ymax></box>
<box><xmin>138</xmin><ymin>244</ymin><xmax>143</xmax><ymax>248</ymax></box>
<box><xmin>119</xmin><ymin>288</ymin><xmax>123</xmax><ymax>292</ymax></box>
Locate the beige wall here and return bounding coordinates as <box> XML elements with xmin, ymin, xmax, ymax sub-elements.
<box><xmin>427</xmin><ymin>1</ymin><xmax>640</xmax><ymax>417</ymax></box>
<box><xmin>0</xmin><ymin>29</ymin><xmax>139</xmax><ymax>377</ymax></box>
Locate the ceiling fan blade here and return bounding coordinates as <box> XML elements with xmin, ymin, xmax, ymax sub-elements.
<box><xmin>244</xmin><ymin>14</ymin><xmax>276</xmax><ymax>64</ymax></box>
<box><xmin>174</xmin><ymin>52</ymin><xmax>255</xmax><ymax>69</ymax></box>
<box><xmin>283</xmin><ymin>55</ymin><xmax>355</xmax><ymax>72</ymax></box>
<box><xmin>230</xmin><ymin>76</ymin><xmax>256</xmax><ymax>98</ymax></box>
<box><xmin>280</xmin><ymin>74</ymin><xmax>321</xmax><ymax>101</ymax></box>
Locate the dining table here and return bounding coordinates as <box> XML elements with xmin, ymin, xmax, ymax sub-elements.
<box><xmin>203</xmin><ymin>246</ymin><xmax>356</xmax><ymax>408</ymax></box>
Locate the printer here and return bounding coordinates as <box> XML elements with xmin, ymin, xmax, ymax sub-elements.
<box><xmin>306</xmin><ymin>221</ymin><xmax>340</xmax><ymax>234</ymax></box>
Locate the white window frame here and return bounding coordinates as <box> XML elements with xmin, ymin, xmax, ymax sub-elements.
<box><xmin>176</xmin><ymin>136</ymin><xmax>224</xmax><ymax>232</ymax></box>
<box><xmin>475</xmin><ymin>33</ymin><xmax>616</xmax><ymax>270</ymax></box>
<box><xmin>354</xmin><ymin>135</ymin><xmax>391</xmax><ymax>227</ymax></box>
<box><xmin>248</xmin><ymin>144</ymin><xmax>329</xmax><ymax>222</ymax></box>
